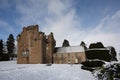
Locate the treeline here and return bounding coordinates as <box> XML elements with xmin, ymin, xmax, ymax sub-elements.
<box><xmin>0</xmin><ymin>34</ymin><xmax>16</xmax><ymax>61</ymax></box>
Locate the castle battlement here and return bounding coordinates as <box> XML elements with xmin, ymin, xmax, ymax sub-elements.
<box><xmin>23</xmin><ymin>25</ymin><xmax>39</xmax><ymax>31</ymax></box>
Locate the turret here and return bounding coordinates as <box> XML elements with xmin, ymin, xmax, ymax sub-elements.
<box><xmin>46</xmin><ymin>32</ymin><xmax>56</xmax><ymax>63</ymax></box>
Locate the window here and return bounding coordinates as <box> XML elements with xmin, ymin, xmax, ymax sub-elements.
<box><xmin>22</xmin><ymin>49</ymin><xmax>29</xmax><ymax>57</ymax></box>
<box><xmin>46</xmin><ymin>47</ymin><xmax>49</xmax><ymax>50</ymax></box>
<box><xmin>68</xmin><ymin>53</ymin><xmax>70</xmax><ymax>58</ymax></box>
<box><xmin>34</xmin><ymin>38</ymin><xmax>37</xmax><ymax>41</ymax></box>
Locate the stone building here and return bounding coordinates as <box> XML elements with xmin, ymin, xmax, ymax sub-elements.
<box><xmin>17</xmin><ymin>25</ymin><xmax>86</xmax><ymax>64</ymax></box>
<box><xmin>54</xmin><ymin>46</ymin><xmax>86</xmax><ymax>64</ymax></box>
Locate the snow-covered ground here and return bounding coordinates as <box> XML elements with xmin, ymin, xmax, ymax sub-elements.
<box><xmin>0</xmin><ymin>61</ymin><xmax>95</xmax><ymax>80</ymax></box>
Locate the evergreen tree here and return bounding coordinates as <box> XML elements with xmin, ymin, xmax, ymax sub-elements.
<box><xmin>80</xmin><ymin>41</ymin><xmax>87</xmax><ymax>49</ymax></box>
<box><xmin>0</xmin><ymin>39</ymin><xmax>3</xmax><ymax>55</ymax></box>
<box><xmin>110</xmin><ymin>46</ymin><xmax>117</xmax><ymax>61</ymax></box>
<box><xmin>89</xmin><ymin>42</ymin><xmax>104</xmax><ymax>49</ymax></box>
<box><xmin>62</xmin><ymin>39</ymin><xmax>70</xmax><ymax>47</ymax></box>
<box><xmin>6</xmin><ymin>34</ymin><xmax>15</xmax><ymax>60</ymax></box>
<box><xmin>89</xmin><ymin>43</ymin><xmax>96</xmax><ymax>49</ymax></box>
<box><xmin>96</xmin><ymin>42</ymin><xmax>104</xmax><ymax>48</ymax></box>
<box><xmin>0</xmin><ymin>39</ymin><xmax>4</xmax><ymax>60</ymax></box>
<box><xmin>96</xmin><ymin>63</ymin><xmax>120</xmax><ymax>80</ymax></box>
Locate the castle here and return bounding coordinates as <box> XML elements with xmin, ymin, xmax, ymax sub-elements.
<box><xmin>17</xmin><ymin>25</ymin><xmax>86</xmax><ymax>64</ymax></box>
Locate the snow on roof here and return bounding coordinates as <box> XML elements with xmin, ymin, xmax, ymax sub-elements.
<box><xmin>86</xmin><ymin>47</ymin><xmax>110</xmax><ymax>51</ymax></box>
<box><xmin>55</xmin><ymin>45</ymin><xmax>85</xmax><ymax>53</ymax></box>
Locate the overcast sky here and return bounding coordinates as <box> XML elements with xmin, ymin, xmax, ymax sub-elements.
<box><xmin>0</xmin><ymin>0</ymin><xmax>120</xmax><ymax>53</ymax></box>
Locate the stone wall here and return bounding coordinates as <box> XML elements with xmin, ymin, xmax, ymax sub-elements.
<box><xmin>53</xmin><ymin>52</ymin><xmax>86</xmax><ymax>64</ymax></box>
<box><xmin>17</xmin><ymin>25</ymin><xmax>46</xmax><ymax>64</ymax></box>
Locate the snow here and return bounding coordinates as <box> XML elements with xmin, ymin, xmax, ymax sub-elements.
<box><xmin>56</xmin><ymin>46</ymin><xmax>85</xmax><ymax>53</ymax></box>
<box><xmin>0</xmin><ymin>61</ymin><xmax>95</xmax><ymax>80</ymax></box>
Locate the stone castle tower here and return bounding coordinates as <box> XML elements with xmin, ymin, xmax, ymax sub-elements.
<box><xmin>17</xmin><ymin>25</ymin><xmax>56</xmax><ymax>64</ymax></box>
